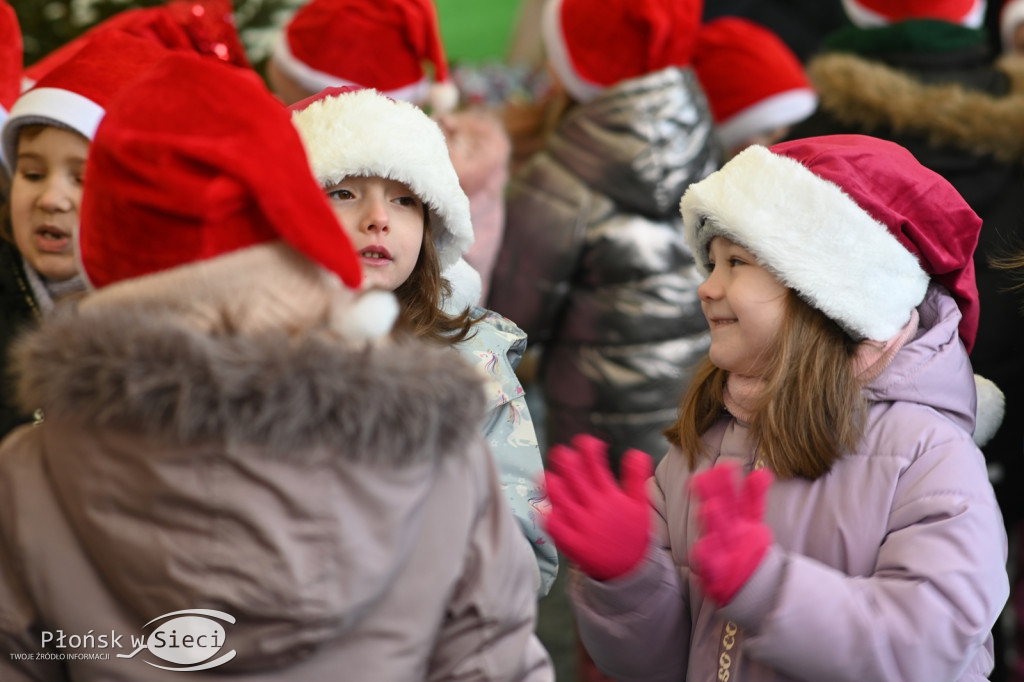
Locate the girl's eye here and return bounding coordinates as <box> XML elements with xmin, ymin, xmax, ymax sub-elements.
<box><xmin>327</xmin><ymin>188</ymin><xmax>353</xmax><ymax>201</ymax></box>
<box><xmin>18</xmin><ymin>170</ymin><xmax>44</xmax><ymax>182</ymax></box>
<box><xmin>728</xmin><ymin>257</ymin><xmax>746</xmax><ymax>267</ymax></box>
<box><xmin>394</xmin><ymin>195</ymin><xmax>420</xmax><ymax>208</ymax></box>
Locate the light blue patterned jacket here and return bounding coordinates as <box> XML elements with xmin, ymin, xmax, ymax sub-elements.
<box><xmin>453</xmin><ymin>306</ymin><xmax>558</xmax><ymax>597</ymax></box>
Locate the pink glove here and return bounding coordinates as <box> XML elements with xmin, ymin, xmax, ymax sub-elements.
<box><xmin>541</xmin><ymin>434</ymin><xmax>654</xmax><ymax>581</ymax></box>
<box><xmin>690</xmin><ymin>461</ymin><xmax>774</xmax><ymax>606</ymax></box>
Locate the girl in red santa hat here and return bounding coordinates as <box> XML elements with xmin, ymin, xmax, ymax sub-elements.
<box><xmin>289</xmin><ymin>85</ymin><xmax>558</xmax><ymax>598</ymax></box>
<box><xmin>543</xmin><ymin>134</ymin><xmax>1008</xmax><ymax>682</ymax></box>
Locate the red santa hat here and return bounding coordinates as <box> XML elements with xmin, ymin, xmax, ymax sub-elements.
<box><xmin>681</xmin><ymin>134</ymin><xmax>981</xmax><ymax>353</ymax></box>
<box><xmin>23</xmin><ymin>0</ymin><xmax>250</xmax><ymax>86</ymax></box>
<box><xmin>841</xmin><ymin>0</ymin><xmax>987</xmax><ymax>28</ymax></box>
<box><xmin>78</xmin><ymin>52</ymin><xmax>362</xmax><ymax>292</ymax></box>
<box><xmin>1</xmin><ymin>31</ymin><xmax>171</xmax><ymax>172</ymax></box>
<box><xmin>693</xmin><ymin>17</ymin><xmax>817</xmax><ymax>153</ymax></box>
<box><xmin>540</xmin><ymin>0</ymin><xmax>703</xmax><ymax>103</ymax></box>
<box><xmin>270</xmin><ymin>0</ymin><xmax>458</xmax><ymax>114</ymax></box>
<box><xmin>0</xmin><ymin>0</ymin><xmax>21</xmax><ymax>128</ymax></box>
<box><xmin>288</xmin><ymin>86</ymin><xmax>473</xmax><ymax>272</ymax></box>
<box><xmin>1000</xmin><ymin>0</ymin><xmax>1024</xmax><ymax>51</ymax></box>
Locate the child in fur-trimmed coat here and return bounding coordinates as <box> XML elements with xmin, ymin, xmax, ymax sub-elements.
<box><xmin>0</xmin><ymin>52</ymin><xmax>553</xmax><ymax>682</ymax></box>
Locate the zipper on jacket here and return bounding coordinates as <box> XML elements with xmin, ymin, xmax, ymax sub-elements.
<box><xmin>718</xmin><ymin>619</ymin><xmax>742</xmax><ymax>681</ymax></box>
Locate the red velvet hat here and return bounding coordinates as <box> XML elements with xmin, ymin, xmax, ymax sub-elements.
<box><xmin>0</xmin><ymin>0</ymin><xmax>21</xmax><ymax>125</ymax></box>
<box><xmin>79</xmin><ymin>52</ymin><xmax>362</xmax><ymax>290</ymax></box>
<box><xmin>541</xmin><ymin>0</ymin><xmax>703</xmax><ymax>103</ymax></box>
<box><xmin>270</xmin><ymin>0</ymin><xmax>458</xmax><ymax>113</ymax></box>
<box><xmin>1</xmin><ymin>31</ymin><xmax>171</xmax><ymax>171</ymax></box>
<box><xmin>693</xmin><ymin>17</ymin><xmax>817</xmax><ymax>153</ymax></box>
<box><xmin>682</xmin><ymin>135</ymin><xmax>981</xmax><ymax>352</ymax></box>
<box><xmin>842</xmin><ymin>0</ymin><xmax>987</xmax><ymax>28</ymax></box>
<box><xmin>24</xmin><ymin>0</ymin><xmax>250</xmax><ymax>85</ymax></box>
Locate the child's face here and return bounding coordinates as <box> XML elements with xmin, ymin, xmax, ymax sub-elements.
<box><xmin>325</xmin><ymin>176</ymin><xmax>425</xmax><ymax>292</ymax></box>
<box><xmin>10</xmin><ymin>126</ymin><xmax>89</xmax><ymax>282</ymax></box>
<box><xmin>698</xmin><ymin>236</ymin><xmax>789</xmax><ymax>376</ymax></box>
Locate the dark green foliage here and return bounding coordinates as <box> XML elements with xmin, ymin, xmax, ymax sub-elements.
<box><xmin>9</xmin><ymin>0</ymin><xmax>302</xmax><ymax>70</ymax></box>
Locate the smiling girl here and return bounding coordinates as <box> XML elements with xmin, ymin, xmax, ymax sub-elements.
<box><xmin>542</xmin><ymin>135</ymin><xmax>1008</xmax><ymax>681</ymax></box>
<box><xmin>290</xmin><ymin>86</ymin><xmax>558</xmax><ymax>597</ymax></box>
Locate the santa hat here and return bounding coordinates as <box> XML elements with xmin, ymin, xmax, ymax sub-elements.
<box><xmin>0</xmin><ymin>1</ymin><xmax>21</xmax><ymax>129</ymax></box>
<box><xmin>681</xmin><ymin>135</ymin><xmax>981</xmax><ymax>353</ymax></box>
<box><xmin>541</xmin><ymin>0</ymin><xmax>702</xmax><ymax>103</ymax></box>
<box><xmin>271</xmin><ymin>0</ymin><xmax>459</xmax><ymax>114</ymax></box>
<box><xmin>24</xmin><ymin>0</ymin><xmax>250</xmax><ymax>86</ymax></box>
<box><xmin>693</xmin><ymin>17</ymin><xmax>817</xmax><ymax>153</ymax></box>
<box><xmin>78</xmin><ymin>52</ymin><xmax>362</xmax><ymax>294</ymax></box>
<box><xmin>288</xmin><ymin>87</ymin><xmax>473</xmax><ymax>272</ymax></box>
<box><xmin>841</xmin><ymin>0</ymin><xmax>987</xmax><ymax>28</ymax></box>
<box><xmin>1</xmin><ymin>31</ymin><xmax>171</xmax><ymax>172</ymax></box>
<box><xmin>1000</xmin><ymin>0</ymin><xmax>1024</xmax><ymax>51</ymax></box>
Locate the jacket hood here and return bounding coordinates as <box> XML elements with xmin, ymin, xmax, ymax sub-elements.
<box><xmin>807</xmin><ymin>52</ymin><xmax>1024</xmax><ymax>163</ymax></box>
<box><xmin>864</xmin><ymin>284</ymin><xmax>977</xmax><ymax>435</ymax></box>
<box><xmin>548</xmin><ymin>66</ymin><xmax>719</xmax><ymax>218</ymax></box>
<box><xmin>10</xmin><ymin>301</ymin><xmax>487</xmax><ymax>669</ymax></box>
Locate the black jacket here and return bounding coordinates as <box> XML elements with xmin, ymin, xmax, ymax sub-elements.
<box><xmin>0</xmin><ymin>239</ymin><xmax>40</xmax><ymax>439</ymax></box>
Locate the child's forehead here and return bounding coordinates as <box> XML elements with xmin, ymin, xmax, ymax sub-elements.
<box><xmin>16</xmin><ymin>125</ymin><xmax>90</xmax><ymax>159</ymax></box>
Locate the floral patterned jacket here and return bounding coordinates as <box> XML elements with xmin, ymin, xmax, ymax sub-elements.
<box><xmin>454</xmin><ymin>306</ymin><xmax>557</xmax><ymax>596</ymax></box>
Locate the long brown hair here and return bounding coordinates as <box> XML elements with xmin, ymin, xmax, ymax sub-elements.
<box><xmin>665</xmin><ymin>290</ymin><xmax>866</xmax><ymax>480</ymax></box>
<box><xmin>393</xmin><ymin>212</ymin><xmax>480</xmax><ymax>344</ymax></box>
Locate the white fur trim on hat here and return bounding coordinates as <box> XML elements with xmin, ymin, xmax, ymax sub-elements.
<box><xmin>972</xmin><ymin>374</ymin><xmax>1005</xmax><ymax>447</ymax></box>
<box><xmin>441</xmin><ymin>257</ymin><xmax>482</xmax><ymax>314</ymax></box>
<box><xmin>540</xmin><ymin>0</ymin><xmax>604</xmax><ymax>103</ymax></box>
<box><xmin>271</xmin><ymin>35</ymin><xmax>431</xmax><ymax>105</ymax></box>
<box><xmin>716</xmin><ymin>89</ymin><xmax>818</xmax><ymax>152</ymax></box>
<box><xmin>290</xmin><ymin>88</ymin><xmax>473</xmax><ymax>270</ymax></box>
<box><xmin>680</xmin><ymin>144</ymin><xmax>930</xmax><ymax>341</ymax></box>
<box><xmin>1</xmin><ymin>87</ymin><xmax>103</xmax><ymax>172</ymax></box>
<box><xmin>1002</xmin><ymin>0</ymin><xmax>1024</xmax><ymax>52</ymax></box>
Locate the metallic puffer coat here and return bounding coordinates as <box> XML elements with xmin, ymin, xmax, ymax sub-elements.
<box><xmin>488</xmin><ymin>66</ymin><xmax>720</xmax><ymax>463</ymax></box>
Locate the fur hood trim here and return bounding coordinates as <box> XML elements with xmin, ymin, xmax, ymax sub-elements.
<box><xmin>12</xmin><ymin>303</ymin><xmax>486</xmax><ymax>465</ymax></box>
<box><xmin>808</xmin><ymin>53</ymin><xmax>1024</xmax><ymax>163</ymax></box>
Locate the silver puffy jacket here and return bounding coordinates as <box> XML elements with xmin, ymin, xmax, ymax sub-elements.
<box><xmin>488</xmin><ymin>66</ymin><xmax>719</xmax><ymax>465</ymax></box>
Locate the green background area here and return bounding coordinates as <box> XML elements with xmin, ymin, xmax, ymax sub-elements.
<box><xmin>12</xmin><ymin>0</ymin><xmax>526</xmax><ymax>69</ymax></box>
<box><xmin>435</xmin><ymin>0</ymin><xmax>522</xmax><ymax>64</ymax></box>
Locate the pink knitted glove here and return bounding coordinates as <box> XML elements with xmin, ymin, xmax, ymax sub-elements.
<box><xmin>541</xmin><ymin>434</ymin><xmax>654</xmax><ymax>581</ymax></box>
<box><xmin>690</xmin><ymin>462</ymin><xmax>774</xmax><ymax>606</ymax></box>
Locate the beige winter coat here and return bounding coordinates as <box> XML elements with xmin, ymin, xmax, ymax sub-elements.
<box><xmin>0</xmin><ymin>292</ymin><xmax>552</xmax><ymax>681</ymax></box>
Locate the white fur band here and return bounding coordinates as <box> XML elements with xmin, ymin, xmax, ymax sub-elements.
<box><xmin>680</xmin><ymin>144</ymin><xmax>929</xmax><ymax>341</ymax></box>
<box><xmin>290</xmin><ymin>88</ymin><xmax>473</xmax><ymax>270</ymax></box>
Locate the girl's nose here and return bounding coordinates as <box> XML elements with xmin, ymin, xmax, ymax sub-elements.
<box><xmin>362</xmin><ymin>197</ymin><xmax>390</xmax><ymax>233</ymax></box>
<box><xmin>697</xmin><ymin>271</ymin><xmax>721</xmax><ymax>302</ymax></box>
<box><xmin>37</xmin><ymin>180</ymin><xmax>73</xmax><ymax>213</ymax></box>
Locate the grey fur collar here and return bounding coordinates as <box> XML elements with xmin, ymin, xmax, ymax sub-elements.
<box><xmin>11</xmin><ymin>303</ymin><xmax>486</xmax><ymax>465</ymax></box>
<box><xmin>808</xmin><ymin>53</ymin><xmax>1024</xmax><ymax>163</ymax></box>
